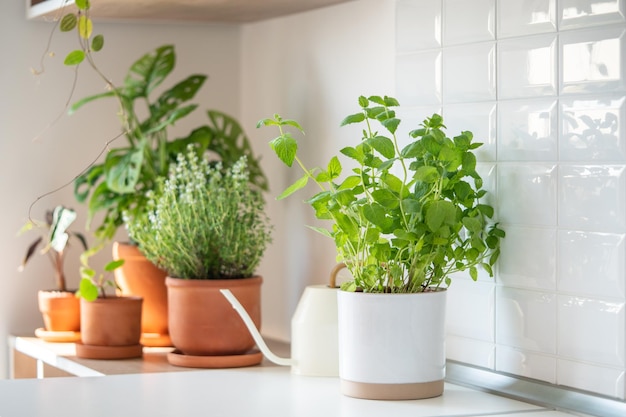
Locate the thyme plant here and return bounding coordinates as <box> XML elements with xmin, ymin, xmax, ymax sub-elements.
<box><xmin>127</xmin><ymin>146</ymin><xmax>272</xmax><ymax>279</ymax></box>
<box><xmin>259</xmin><ymin>95</ymin><xmax>504</xmax><ymax>293</ymax></box>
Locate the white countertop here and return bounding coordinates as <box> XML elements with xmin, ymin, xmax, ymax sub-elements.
<box><xmin>0</xmin><ymin>365</ymin><xmax>580</xmax><ymax>417</ymax></box>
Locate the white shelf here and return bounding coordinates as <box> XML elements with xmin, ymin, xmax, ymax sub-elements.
<box><xmin>26</xmin><ymin>0</ymin><xmax>356</xmax><ymax>23</ymax></box>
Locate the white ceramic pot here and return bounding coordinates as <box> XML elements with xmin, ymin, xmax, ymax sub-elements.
<box><xmin>337</xmin><ymin>289</ymin><xmax>447</xmax><ymax>400</ymax></box>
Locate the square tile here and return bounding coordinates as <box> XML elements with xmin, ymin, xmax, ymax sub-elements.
<box><xmin>447</xmin><ymin>278</ymin><xmax>495</xmax><ymax>341</ymax></box>
<box><xmin>559</xmin><ymin>0</ymin><xmax>626</xmax><ymax>30</ymax></box>
<box><xmin>443</xmin><ymin>102</ymin><xmax>497</xmax><ymax>162</ymax></box>
<box><xmin>497</xmin><ymin>163</ymin><xmax>558</xmax><ymax>226</ymax></box>
<box><xmin>558</xmin><ymin>295</ymin><xmax>625</xmax><ymax>366</ymax></box>
<box><xmin>396</xmin><ymin>50</ymin><xmax>442</xmax><ymax>106</ymax></box>
<box><xmin>560</xmin><ymin>26</ymin><xmax>626</xmax><ymax>95</ymax></box>
<box><xmin>559</xmin><ymin>95</ymin><xmax>626</xmax><ymax>162</ymax></box>
<box><xmin>498</xmin><ymin>34</ymin><xmax>557</xmax><ymax>99</ymax></box>
<box><xmin>558</xmin><ymin>231</ymin><xmax>626</xmax><ymax>299</ymax></box>
<box><xmin>443</xmin><ymin>0</ymin><xmax>495</xmax><ymax>45</ymax></box>
<box><xmin>443</xmin><ymin>42</ymin><xmax>496</xmax><ymax>103</ymax></box>
<box><xmin>496</xmin><ymin>345</ymin><xmax>557</xmax><ymax>383</ymax></box>
<box><xmin>497</xmin><ymin>0</ymin><xmax>557</xmax><ymax>38</ymax></box>
<box><xmin>498</xmin><ymin>98</ymin><xmax>558</xmax><ymax>161</ymax></box>
<box><xmin>498</xmin><ymin>226</ymin><xmax>557</xmax><ymax>291</ymax></box>
<box><xmin>396</xmin><ymin>0</ymin><xmax>442</xmax><ymax>52</ymax></box>
<box><xmin>447</xmin><ymin>335</ymin><xmax>495</xmax><ymax>369</ymax></box>
<box><xmin>558</xmin><ymin>164</ymin><xmax>626</xmax><ymax>232</ymax></box>
<box><xmin>557</xmin><ymin>359</ymin><xmax>626</xmax><ymax>399</ymax></box>
<box><xmin>496</xmin><ymin>287</ymin><xmax>557</xmax><ymax>354</ymax></box>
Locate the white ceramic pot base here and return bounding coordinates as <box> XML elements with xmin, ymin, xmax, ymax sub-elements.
<box><xmin>340</xmin><ymin>378</ymin><xmax>444</xmax><ymax>400</ymax></box>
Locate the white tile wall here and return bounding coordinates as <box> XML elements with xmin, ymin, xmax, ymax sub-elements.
<box><xmin>395</xmin><ymin>0</ymin><xmax>626</xmax><ymax>400</ymax></box>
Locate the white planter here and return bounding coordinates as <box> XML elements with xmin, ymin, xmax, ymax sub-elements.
<box><xmin>337</xmin><ymin>289</ymin><xmax>447</xmax><ymax>400</ymax></box>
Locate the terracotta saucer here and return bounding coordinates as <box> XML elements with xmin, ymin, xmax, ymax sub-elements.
<box><xmin>35</xmin><ymin>328</ymin><xmax>81</xmax><ymax>343</ymax></box>
<box><xmin>167</xmin><ymin>349</ymin><xmax>263</xmax><ymax>368</ymax></box>
<box><xmin>140</xmin><ymin>333</ymin><xmax>173</xmax><ymax>347</ymax></box>
<box><xmin>75</xmin><ymin>342</ymin><xmax>143</xmax><ymax>359</ymax></box>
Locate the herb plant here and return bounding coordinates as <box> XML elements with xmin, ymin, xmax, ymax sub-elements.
<box><xmin>127</xmin><ymin>146</ymin><xmax>272</xmax><ymax>279</ymax></box>
<box><xmin>18</xmin><ymin>205</ymin><xmax>88</xmax><ymax>292</ymax></box>
<box><xmin>258</xmin><ymin>95</ymin><xmax>504</xmax><ymax>293</ymax></box>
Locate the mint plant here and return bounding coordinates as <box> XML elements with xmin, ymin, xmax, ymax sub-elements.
<box><xmin>258</xmin><ymin>95</ymin><xmax>504</xmax><ymax>293</ymax></box>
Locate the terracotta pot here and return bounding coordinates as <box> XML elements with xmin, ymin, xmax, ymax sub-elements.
<box><xmin>38</xmin><ymin>290</ymin><xmax>81</xmax><ymax>332</ymax></box>
<box><xmin>80</xmin><ymin>296</ymin><xmax>143</xmax><ymax>347</ymax></box>
<box><xmin>112</xmin><ymin>242</ymin><xmax>169</xmax><ymax>345</ymax></box>
<box><xmin>166</xmin><ymin>276</ymin><xmax>262</xmax><ymax>356</ymax></box>
<box><xmin>337</xmin><ymin>289</ymin><xmax>447</xmax><ymax>400</ymax></box>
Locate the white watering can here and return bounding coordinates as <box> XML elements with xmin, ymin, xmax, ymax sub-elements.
<box><xmin>220</xmin><ymin>263</ymin><xmax>346</xmax><ymax>377</ymax></box>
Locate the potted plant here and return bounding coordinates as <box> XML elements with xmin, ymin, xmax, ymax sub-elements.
<box><xmin>48</xmin><ymin>2</ymin><xmax>267</xmax><ymax>346</ymax></box>
<box><xmin>258</xmin><ymin>95</ymin><xmax>505</xmax><ymax>400</ymax></box>
<box><xmin>18</xmin><ymin>205</ymin><xmax>87</xmax><ymax>340</ymax></box>
<box><xmin>126</xmin><ymin>145</ymin><xmax>272</xmax><ymax>368</ymax></box>
<box><xmin>74</xmin><ymin>253</ymin><xmax>143</xmax><ymax>359</ymax></box>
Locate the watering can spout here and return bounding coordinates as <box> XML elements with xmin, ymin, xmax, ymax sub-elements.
<box><xmin>220</xmin><ymin>289</ymin><xmax>294</xmax><ymax>367</ymax></box>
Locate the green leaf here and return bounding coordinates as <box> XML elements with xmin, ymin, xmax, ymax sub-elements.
<box><xmin>462</xmin><ymin>151</ymin><xmax>477</xmax><ymax>172</ymax></box>
<box><xmin>78</xmin><ymin>278</ymin><xmax>99</xmax><ymax>302</ymax></box>
<box><xmin>105</xmin><ymin>259</ymin><xmax>125</xmax><ymax>272</ymax></box>
<box><xmin>454</xmin><ymin>181</ymin><xmax>473</xmax><ymax>202</ymax></box>
<box><xmin>363</xmin><ymin>203</ymin><xmax>393</xmax><ymax>232</ymax></box>
<box><xmin>413</xmin><ymin>166</ymin><xmax>439</xmax><ymax>183</ymax></box>
<box><xmin>327</xmin><ymin>156</ymin><xmax>342</xmax><ymax>179</ymax></box>
<box><xmin>371</xmin><ymin>189</ymin><xmax>399</xmax><ymax>209</ymax></box>
<box><xmin>384</xmin><ymin>96</ymin><xmax>400</xmax><ymax>107</ymax></box>
<box><xmin>69</xmin><ymin>90</ymin><xmax>117</xmax><ymax>114</ymax></box>
<box><xmin>105</xmin><ymin>149</ymin><xmax>144</xmax><ymax>193</ymax></box>
<box><xmin>78</xmin><ymin>15</ymin><xmax>92</xmax><ymax>39</ymax></box>
<box><xmin>462</xmin><ymin>216</ymin><xmax>482</xmax><ymax>233</ymax></box>
<box><xmin>340</xmin><ymin>146</ymin><xmax>364</xmax><ymax>164</ymax></box>
<box><xmin>477</xmin><ymin>204</ymin><xmax>495</xmax><ymax>218</ymax></box>
<box><xmin>425</xmin><ymin>200</ymin><xmax>456</xmax><ymax>232</ymax></box>
<box><xmin>469</xmin><ymin>266</ymin><xmax>478</xmax><ymax>281</ymax></box>
<box><xmin>125</xmin><ymin>45</ymin><xmax>175</xmax><ymax>98</ymax></box>
<box><xmin>91</xmin><ymin>34</ymin><xmax>104</xmax><ymax>51</ymax></box>
<box><xmin>367</xmin><ymin>95</ymin><xmax>384</xmax><ymax>105</ymax></box>
<box><xmin>365</xmin><ymin>136</ymin><xmax>395</xmax><ymax>159</ymax></box>
<box><xmin>277</xmin><ymin>174</ymin><xmax>308</xmax><ymax>200</ymax></box>
<box><xmin>338</xmin><ymin>175</ymin><xmax>361</xmax><ymax>190</ymax></box>
<box><xmin>75</xmin><ymin>0</ymin><xmax>90</xmax><ymax>10</ymax></box>
<box><xmin>358</xmin><ymin>96</ymin><xmax>369</xmax><ymax>108</ymax></box>
<box><xmin>59</xmin><ymin>14</ymin><xmax>77</xmax><ymax>32</ymax></box>
<box><xmin>64</xmin><ymin>50</ymin><xmax>85</xmax><ymax>66</ymax></box>
<box><xmin>306</xmin><ymin>226</ymin><xmax>332</xmax><ymax>238</ymax></box>
<box><xmin>340</xmin><ymin>112</ymin><xmax>366</xmax><ymax>126</ymax></box>
<box><xmin>150</xmin><ymin>74</ymin><xmax>206</xmax><ymax>121</ymax></box>
<box><xmin>381</xmin><ymin>118</ymin><xmax>400</xmax><ymax>134</ymax></box>
<box><xmin>269</xmin><ymin>133</ymin><xmax>297</xmax><ymax>167</ymax></box>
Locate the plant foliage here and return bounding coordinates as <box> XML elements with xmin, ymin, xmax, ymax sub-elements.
<box><xmin>18</xmin><ymin>205</ymin><xmax>88</xmax><ymax>291</ymax></box>
<box><xmin>258</xmin><ymin>95</ymin><xmax>504</xmax><ymax>293</ymax></box>
<box><xmin>72</xmin><ymin>45</ymin><xmax>268</xmax><ymax>243</ymax></box>
<box><xmin>127</xmin><ymin>146</ymin><xmax>272</xmax><ymax>279</ymax></box>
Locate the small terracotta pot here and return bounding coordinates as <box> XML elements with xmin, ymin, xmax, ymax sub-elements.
<box><xmin>166</xmin><ymin>276</ymin><xmax>262</xmax><ymax>356</ymax></box>
<box><xmin>38</xmin><ymin>290</ymin><xmax>81</xmax><ymax>332</ymax></box>
<box><xmin>113</xmin><ymin>242</ymin><xmax>169</xmax><ymax>338</ymax></box>
<box><xmin>80</xmin><ymin>296</ymin><xmax>143</xmax><ymax>347</ymax></box>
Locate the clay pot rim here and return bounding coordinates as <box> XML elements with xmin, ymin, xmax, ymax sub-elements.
<box><xmin>82</xmin><ymin>295</ymin><xmax>144</xmax><ymax>305</ymax></box>
<box><xmin>38</xmin><ymin>289</ymin><xmax>79</xmax><ymax>295</ymax></box>
<box><xmin>166</xmin><ymin>276</ymin><xmax>262</xmax><ymax>288</ymax></box>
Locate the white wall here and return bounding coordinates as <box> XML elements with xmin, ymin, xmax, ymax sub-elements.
<box><xmin>0</xmin><ymin>2</ymin><xmax>241</xmax><ymax>378</ymax></box>
<box><xmin>394</xmin><ymin>0</ymin><xmax>626</xmax><ymax>400</ymax></box>
<box><xmin>241</xmin><ymin>0</ymin><xmax>396</xmax><ymax>341</ymax></box>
